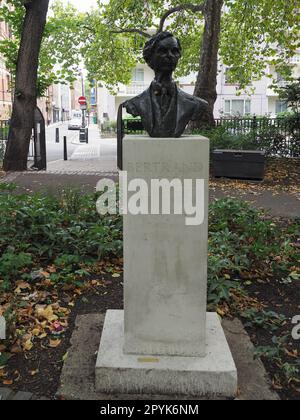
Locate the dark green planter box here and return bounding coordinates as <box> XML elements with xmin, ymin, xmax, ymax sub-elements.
<box><xmin>212</xmin><ymin>150</ymin><xmax>266</xmax><ymax>180</ymax></box>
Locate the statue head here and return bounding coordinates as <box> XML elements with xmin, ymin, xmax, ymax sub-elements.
<box><xmin>143</xmin><ymin>31</ymin><xmax>182</xmax><ymax>74</ymax></box>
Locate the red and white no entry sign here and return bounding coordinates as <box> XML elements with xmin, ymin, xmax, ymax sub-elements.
<box><xmin>78</xmin><ymin>96</ymin><xmax>87</xmax><ymax>105</ymax></box>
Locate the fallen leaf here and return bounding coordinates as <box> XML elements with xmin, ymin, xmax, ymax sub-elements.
<box><xmin>62</xmin><ymin>352</ymin><xmax>68</xmax><ymax>362</ymax></box>
<box><xmin>35</xmin><ymin>305</ymin><xmax>58</xmax><ymax>322</ymax></box>
<box><xmin>49</xmin><ymin>339</ymin><xmax>61</xmax><ymax>348</ymax></box>
<box><xmin>15</xmin><ymin>281</ymin><xmax>31</xmax><ymax>290</ymax></box>
<box><xmin>40</xmin><ymin>271</ymin><xmax>50</xmax><ymax>278</ymax></box>
<box><xmin>0</xmin><ymin>345</ymin><xmax>6</xmax><ymax>352</ymax></box>
<box><xmin>23</xmin><ymin>339</ymin><xmax>33</xmax><ymax>351</ymax></box>
<box><xmin>11</xmin><ymin>344</ymin><xmax>22</xmax><ymax>354</ymax></box>
<box><xmin>217</xmin><ymin>307</ymin><xmax>225</xmax><ymax>317</ymax></box>
<box><xmin>3</xmin><ymin>379</ymin><xmax>13</xmax><ymax>385</ymax></box>
<box><xmin>30</xmin><ymin>369</ymin><xmax>39</xmax><ymax>376</ymax></box>
<box><xmin>284</xmin><ymin>349</ymin><xmax>298</xmax><ymax>359</ymax></box>
<box><xmin>32</xmin><ymin>328</ymin><xmax>41</xmax><ymax>337</ymax></box>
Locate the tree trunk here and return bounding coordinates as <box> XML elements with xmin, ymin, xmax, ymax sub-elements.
<box><xmin>3</xmin><ymin>0</ymin><xmax>49</xmax><ymax>171</ymax></box>
<box><xmin>191</xmin><ymin>0</ymin><xmax>223</xmax><ymax>129</ymax></box>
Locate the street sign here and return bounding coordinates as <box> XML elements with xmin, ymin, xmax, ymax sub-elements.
<box><xmin>80</xmin><ymin>104</ymin><xmax>87</xmax><ymax>111</ymax></box>
<box><xmin>78</xmin><ymin>96</ymin><xmax>87</xmax><ymax>105</ymax></box>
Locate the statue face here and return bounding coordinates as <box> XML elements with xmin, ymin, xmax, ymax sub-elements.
<box><xmin>151</xmin><ymin>36</ymin><xmax>181</xmax><ymax>73</ymax></box>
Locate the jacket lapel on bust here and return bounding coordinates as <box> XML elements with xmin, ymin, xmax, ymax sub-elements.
<box><xmin>137</xmin><ymin>88</ymin><xmax>154</xmax><ymax>135</ymax></box>
<box><xmin>175</xmin><ymin>88</ymin><xmax>197</xmax><ymax>137</ymax></box>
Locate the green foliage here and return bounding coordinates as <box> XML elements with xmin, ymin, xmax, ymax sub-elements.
<box><xmin>221</xmin><ymin>0</ymin><xmax>300</xmax><ymax>91</ymax></box>
<box><xmin>0</xmin><ymin>352</ymin><xmax>11</xmax><ymax>367</ymax></box>
<box><xmin>82</xmin><ymin>0</ymin><xmax>203</xmax><ymax>91</ymax></box>
<box><xmin>194</xmin><ymin>116</ymin><xmax>300</xmax><ymax>157</ymax></box>
<box><xmin>0</xmin><ymin>186</ymin><xmax>297</xmax><ymax>311</ymax></box>
<box><xmin>82</xmin><ymin>0</ymin><xmax>300</xmax><ymax>93</ymax></box>
<box><xmin>207</xmin><ymin>199</ymin><xmax>299</xmax><ymax>306</ymax></box>
<box><xmin>101</xmin><ymin>120</ymin><xmax>117</xmax><ymax>133</ymax></box>
<box><xmin>279</xmin><ymin>78</ymin><xmax>300</xmax><ymax>116</ymax></box>
<box><xmin>0</xmin><ymin>251</ymin><xmax>32</xmax><ymax>278</ymax></box>
<box><xmin>241</xmin><ymin>308</ymin><xmax>287</xmax><ymax>332</ymax></box>
<box><xmin>254</xmin><ymin>335</ymin><xmax>300</xmax><ymax>384</ymax></box>
<box><xmin>0</xmin><ymin>0</ymin><xmax>83</xmax><ymax>97</ymax></box>
<box><xmin>0</xmin><ymin>187</ymin><xmax>122</xmax><ymax>289</ymax></box>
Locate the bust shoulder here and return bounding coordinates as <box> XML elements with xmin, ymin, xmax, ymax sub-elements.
<box><xmin>124</xmin><ymin>89</ymin><xmax>151</xmax><ymax>117</ymax></box>
<box><xmin>178</xmin><ymin>88</ymin><xmax>207</xmax><ymax>105</ymax></box>
<box><xmin>177</xmin><ymin>89</ymin><xmax>208</xmax><ymax>120</ymax></box>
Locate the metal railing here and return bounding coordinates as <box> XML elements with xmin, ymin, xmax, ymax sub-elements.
<box><xmin>215</xmin><ymin>116</ymin><xmax>300</xmax><ymax>157</ymax></box>
<box><xmin>118</xmin><ymin>83</ymin><xmax>149</xmax><ymax>96</ymax></box>
<box><xmin>215</xmin><ymin>116</ymin><xmax>299</xmax><ymax>134</ymax></box>
<box><xmin>122</xmin><ymin>115</ymin><xmax>300</xmax><ymax>158</ymax></box>
<box><xmin>0</xmin><ymin>120</ymin><xmax>9</xmax><ymax>161</ymax></box>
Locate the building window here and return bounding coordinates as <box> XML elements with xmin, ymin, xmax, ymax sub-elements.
<box><xmin>224</xmin><ymin>99</ymin><xmax>251</xmax><ymax>116</ymax></box>
<box><xmin>275</xmin><ymin>100</ymin><xmax>288</xmax><ymax>114</ymax></box>
<box><xmin>132</xmin><ymin>68</ymin><xmax>144</xmax><ymax>83</ymax></box>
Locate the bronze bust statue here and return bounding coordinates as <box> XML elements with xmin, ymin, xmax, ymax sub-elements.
<box><xmin>117</xmin><ymin>31</ymin><xmax>208</xmax><ymax>169</ymax></box>
<box><xmin>124</xmin><ymin>31</ymin><xmax>208</xmax><ymax>138</ymax></box>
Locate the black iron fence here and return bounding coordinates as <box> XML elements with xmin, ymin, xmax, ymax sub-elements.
<box><xmin>214</xmin><ymin>116</ymin><xmax>300</xmax><ymax>157</ymax></box>
<box><xmin>215</xmin><ymin>116</ymin><xmax>299</xmax><ymax>135</ymax></box>
<box><xmin>120</xmin><ymin>116</ymin><xmax>299</xmax><ymax>158</ymax></box>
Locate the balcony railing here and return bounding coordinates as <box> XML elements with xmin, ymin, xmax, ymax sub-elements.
<box><xmin>118</xmin><ymin>82</ymin><xmax>149</xmax><ymax>96</ymax></box>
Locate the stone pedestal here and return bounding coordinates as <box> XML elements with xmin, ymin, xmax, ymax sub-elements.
<box><xmin>95</xmin><ymin>136</ymin><xmax>237</xmax><ymax>397</ymax></box>
<box><xmin>123</xmin><ymin>136</ymin><xmax>209</xmax><ymax>357</ymax></box>
<box><xmin>96</xmin><ymin>310</ymin><xmax>237</xmax><ymax>396</ymax></box>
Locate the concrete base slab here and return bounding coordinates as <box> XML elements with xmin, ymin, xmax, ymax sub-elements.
<box><xmin>57</xmin><ymin>313</ymin><xmax>278</xmax><ymax>400</ymax></box>
<box><xmin>95</xmin><ymin>310</ymin><xmax>237</xmax><ymax>397</ymax></box>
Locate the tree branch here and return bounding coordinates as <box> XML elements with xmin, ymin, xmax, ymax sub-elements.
<box><xmin>158</xmin><ymin>3</ymin><xmax>205</xmax><ymax>33</ymax></box>
<box><xmin>109</xmin><ymin>2</ymin><xmax>205</xmax><ymax>40</ymax></box>
<box><xmin>111</xmin><ymin>28</ymin><xmax>151</xmax><ymax>38</ymax></box>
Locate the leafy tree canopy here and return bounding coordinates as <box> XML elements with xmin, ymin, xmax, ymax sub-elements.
<box><xmin>0</xmin><ymin>0</ymin><xmax>84</xmax><ymax>96</ymax></box>
<box><xmin>279</xmin><ymin>78</ymin><xmax>300</xmax><ymax>115</ymax></box>
<box><xmin>83</xmin><ymin>0</ymin><xmax>300</xmax><ymax>92</ymax></box>
<box><xmin>221</xmin><ymin>0</ymin><xmax>300</xmax><ymax>91</ymax></box>
<box><xmin>82</xmin><ymin>0</ymin><xmax>203</xmax><ymax>91</ymax></box>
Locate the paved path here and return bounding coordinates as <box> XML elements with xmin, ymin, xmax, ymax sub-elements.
<box><xmin>1</xmin><ymin>171</ymin><xmax>299</xmax><ymax>219</ymax></box>
<box><xmin>46</xmin><ymin>125</ymin><xmax>117</xmax><ymax>173</ymax></box>
<box><xmin>0</xmin><ymin>388</ymin><xmax>48</xmax><ymax>400</ymax></box>
<box><xmin>44</xmin><ymin>122</ymin><xmax>78</xmax><ymax>163</ymax></box>
<box><xmin>210</xmin><ymin>187</ymin><xmax>300</xmax><ymax>219</ymax></box>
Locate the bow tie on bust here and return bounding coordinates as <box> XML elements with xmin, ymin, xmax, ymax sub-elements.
<box><xmin>152</xmin><ymin>81</ymin><xmax>176</xmax><ymax>97</ymax></box>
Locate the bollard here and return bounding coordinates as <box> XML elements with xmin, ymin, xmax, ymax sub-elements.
<box><xmin>63</xmin><ymin>136</ymin><xmax>68</xmax><ymax>161</ymax></box>
<box><xmin>56</xmin><ymin>127</ymin><xmax>59</xmax><ymax>143</ymax></box>
<box><xmin>85</xmin><ymin>127</ymin><xmax>89</xmax><ymax>144</ymax></box>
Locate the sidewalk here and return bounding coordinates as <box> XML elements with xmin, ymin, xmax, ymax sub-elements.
<box><xmin>46</xmin><ymin>125</ymin><xmax>118</xmax><ymax>174</ymax></box>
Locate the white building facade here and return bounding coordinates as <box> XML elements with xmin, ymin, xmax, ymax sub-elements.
<box><xmin>97</xmin><ymin>53</ymin><xmax>300</xmax><ymax>123</ymax></box>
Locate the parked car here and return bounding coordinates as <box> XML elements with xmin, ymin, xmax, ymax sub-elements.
<box><xmin>68</xmin><ymin>118</ymin><xmax>81</xmax><ymax>130</ymax></box>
